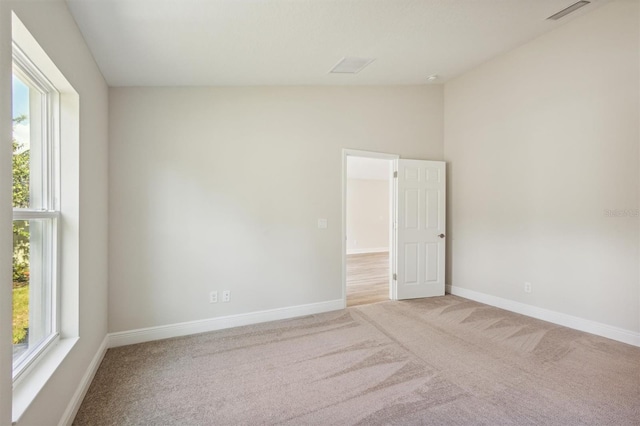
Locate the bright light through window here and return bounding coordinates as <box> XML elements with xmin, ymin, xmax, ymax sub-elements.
<box><xmin>12</xmin><ymin>46</ymin><xmax>60</xmax><ymax>378</ymax></box>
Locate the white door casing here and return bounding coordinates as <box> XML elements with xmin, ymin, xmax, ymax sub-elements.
<box><xmin>395</xmin><ymin>159</ymin><xmax>446</xmax><ymax>299</ymax></box>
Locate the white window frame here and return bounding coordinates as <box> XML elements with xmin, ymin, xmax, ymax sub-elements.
<box><xmin>11</xmin><ymin>42</ymin><xmax>61</xmax><ymax>382</ymax></box>
<box><xmin>9</xmin><ymin>12</ymin><xmax>80</xmax><ymax>423</ymax></box>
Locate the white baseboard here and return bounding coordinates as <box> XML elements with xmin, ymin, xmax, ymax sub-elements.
<box><xmin>108</xmin><ymin>299</ymin><xmax>345</xmax><ymax>348</ymax></box>
<box><xmin>347</xmin><ymin>247</ymin><xmax>389</xmax><ymax>255</ymax></box>
<box><xmin>446</xmin><ymin>285</ymin><xmax>640</xmax><ymax>347</ymax></box>
<box><xmin>58</xmin><ymin>335</ymin><xmax>109</xmax><ymax>426</ymax></box>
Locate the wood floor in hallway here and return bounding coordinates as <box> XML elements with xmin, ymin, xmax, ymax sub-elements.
<box><xmin>346</xmin><ymin>252</ymin><xmax>389</xmax><ymax>307</ymax></box>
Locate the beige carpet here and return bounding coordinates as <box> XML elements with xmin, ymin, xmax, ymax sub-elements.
<box><xmin>74</xmin><ymin>296</ymin><xmax>640</xmax><ymax>425</ymax></box>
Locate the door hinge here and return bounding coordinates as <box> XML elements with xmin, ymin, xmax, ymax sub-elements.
<box><xmin>393</xmin><ymin>171</ymin><xmax>398</xmax><ymax>178</ymax></box>
<box><xmin>393</xmin><ymin>273</ymin><xmax>397</xmax><ymax>281</ymax></box>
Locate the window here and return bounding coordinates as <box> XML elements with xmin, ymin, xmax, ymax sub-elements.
<box><xmin>9</xmin><ymin>13</ymin><xmax>80</xmax><ymax>422</ymax></box>
<box><xmin>11</xmin><ymin>43</ymin><xmax>60</xmax><ymax>380</ymax></box>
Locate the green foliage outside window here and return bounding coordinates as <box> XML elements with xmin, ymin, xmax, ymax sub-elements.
<box><xmin>13</xmin><ymin>115</ymin><xmax>30</xmax><ymax>345</ymax></box>
<box><xmin>13</xmin><ymin>114</ymin><xmax>30</xmax><ymax>284</ymax></box>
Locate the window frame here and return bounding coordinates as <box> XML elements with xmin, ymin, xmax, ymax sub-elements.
<box><xmin>11</xmin><ymin>42</ymin><xmax>61</xmax><ymax>382</ymax></box>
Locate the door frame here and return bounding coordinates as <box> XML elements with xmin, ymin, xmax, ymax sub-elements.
<box><xmin>342</xmin><ymin>149</ymin><xmax>399</xmax><ymax>308</ymax></box>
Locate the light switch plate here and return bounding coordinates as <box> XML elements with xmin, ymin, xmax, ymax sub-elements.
<box><xmin>317</xmin><ymin>219</ymin><xmax>328</xmax><ymax>229</ymax></box>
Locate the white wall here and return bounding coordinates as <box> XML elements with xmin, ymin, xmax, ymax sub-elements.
<box><xmin>109</xmin><ymin>85</ymin><xmax>443</xmax><ymax>332</ymax></box>
<box><xmin>0</xmin><ymin>1</ymin><xmax>14</xmax><ymax>424</ymax></box>
<box><xmin>0</xmin><ymin>1</ymin><xmax>109</xmax><ymax>424</ymax></box>
<box><xmin>346</xmin><ymin>179</ymin><xmax>390</xmax><ymax>253</ymax></box>
<box><xmin>444</xmin><ymin>0</ymin><xmax>639</xmax><ymax>333</ymax></box>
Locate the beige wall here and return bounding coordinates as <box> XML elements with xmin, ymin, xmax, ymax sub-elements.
<box><xmin>444</xmin><ymin>0</ymin><xmax>639</xmax><ymax>332</ymax></box>
<box><xmin>0</xmin><ymin>1</ymin><xmax>109</xmax><ymax>424</ymax></box>
<box><xmin>0</xmin><ymin>1</ymin><xmax>13</xmax><ymax>423</ymax></box>
<box><xmin>109</xmin><ymin>85</ymin><xmax>443</xmax><ymax>332</ymax></box>
<box><xmin>346</xmin><ymin>179</ymin><xmax>390</xmax><ymax>253</ymax></box>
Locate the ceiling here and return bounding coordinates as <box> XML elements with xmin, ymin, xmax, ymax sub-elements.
<box><xmin>65</xmin><ymin>0</ymin><xmax>610</xmax><ymax>87</ymax></box>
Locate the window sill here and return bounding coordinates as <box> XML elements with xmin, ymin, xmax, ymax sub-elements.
<box><xmin>12</xmin><ymin>337</ymin><xmax>78</xmax><ymax>424</ymax></box>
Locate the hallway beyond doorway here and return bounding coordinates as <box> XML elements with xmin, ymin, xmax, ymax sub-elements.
<box><xmin>346</xmin><ymin>252</ymin><xmax>389</xmax><ymax>307</ymax></box>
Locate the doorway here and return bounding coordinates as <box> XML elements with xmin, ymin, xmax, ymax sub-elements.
<box><xmin>342</xmin><ymin>150</ymin><xmax>447</xmax><ymax>307</ymax></box>
<box><xmin>343</xmin><ymin>151</ymin><xmax>396</xmax><ymax>307</ymax></box>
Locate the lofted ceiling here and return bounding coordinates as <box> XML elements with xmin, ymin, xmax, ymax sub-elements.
<box><xmin>65</xmin><ymin>0</ymin><xmax>610</xmax><ymax>87</ymax></box>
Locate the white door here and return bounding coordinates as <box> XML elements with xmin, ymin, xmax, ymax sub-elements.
<box><xmin>395</xmin><ymin>159</ymin><xmax>446</xmax><ymax>299</ymax></box>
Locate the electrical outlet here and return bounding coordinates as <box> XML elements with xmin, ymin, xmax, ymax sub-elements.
<box><xmin>524</xmin><ymin>282</ymin><xmax>532</xmax><ymax>293</ymax></box>
<box><xmin>209</xmin><ymin>291</ymin><xmax>218</xmax><ymax>303</ymax></box>
<box><xmin>222</xmin><ymin>290</ymin><xmax>231</xmax><ymax>302</ymax></box>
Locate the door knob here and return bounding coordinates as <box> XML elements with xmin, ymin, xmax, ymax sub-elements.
<box><xmin>438</xmin><ymin>233</ymin><xmax>445</xmax><ymax>238</ymax></box>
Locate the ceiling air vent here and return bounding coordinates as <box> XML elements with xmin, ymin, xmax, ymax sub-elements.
<box><xmin>329</xmin><ymin>57</ymin><xmax>375</xmax><ymax>74</ymax></box>
<box><xmin>547</xmin><ymin>1</ymin><xmax>590</xmax><ymax>20</ymax></box>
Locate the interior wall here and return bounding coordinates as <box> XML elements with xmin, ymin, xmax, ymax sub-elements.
<box><xmin>0</xmin><ymin>1</ymin><xmax>14</xmax><ymax>424</ymax></box>
<box><xmin>444</xmin><ymin>0</ymin><xmax>640</xmax><ymax>332</ymax></box>
<box><xmin>1</xmin><ymin>1</ymin><xmax>109</xmax><ymax>424</ymax></box>
<box><xmin>346</xmin><ymin>178</ymin><xmax>390</xmax><ymax>253</ymax></box>
<box><xmin>109</xmin><ymin>85</ymin><xmax>443</xmax><ymax>332</ymax></box>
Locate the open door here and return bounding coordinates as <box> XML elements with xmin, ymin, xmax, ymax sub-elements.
<box><xmin>395</xmin><ymin>159</ymin><xmax>446</xmax><ymax>299</ymax></box>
